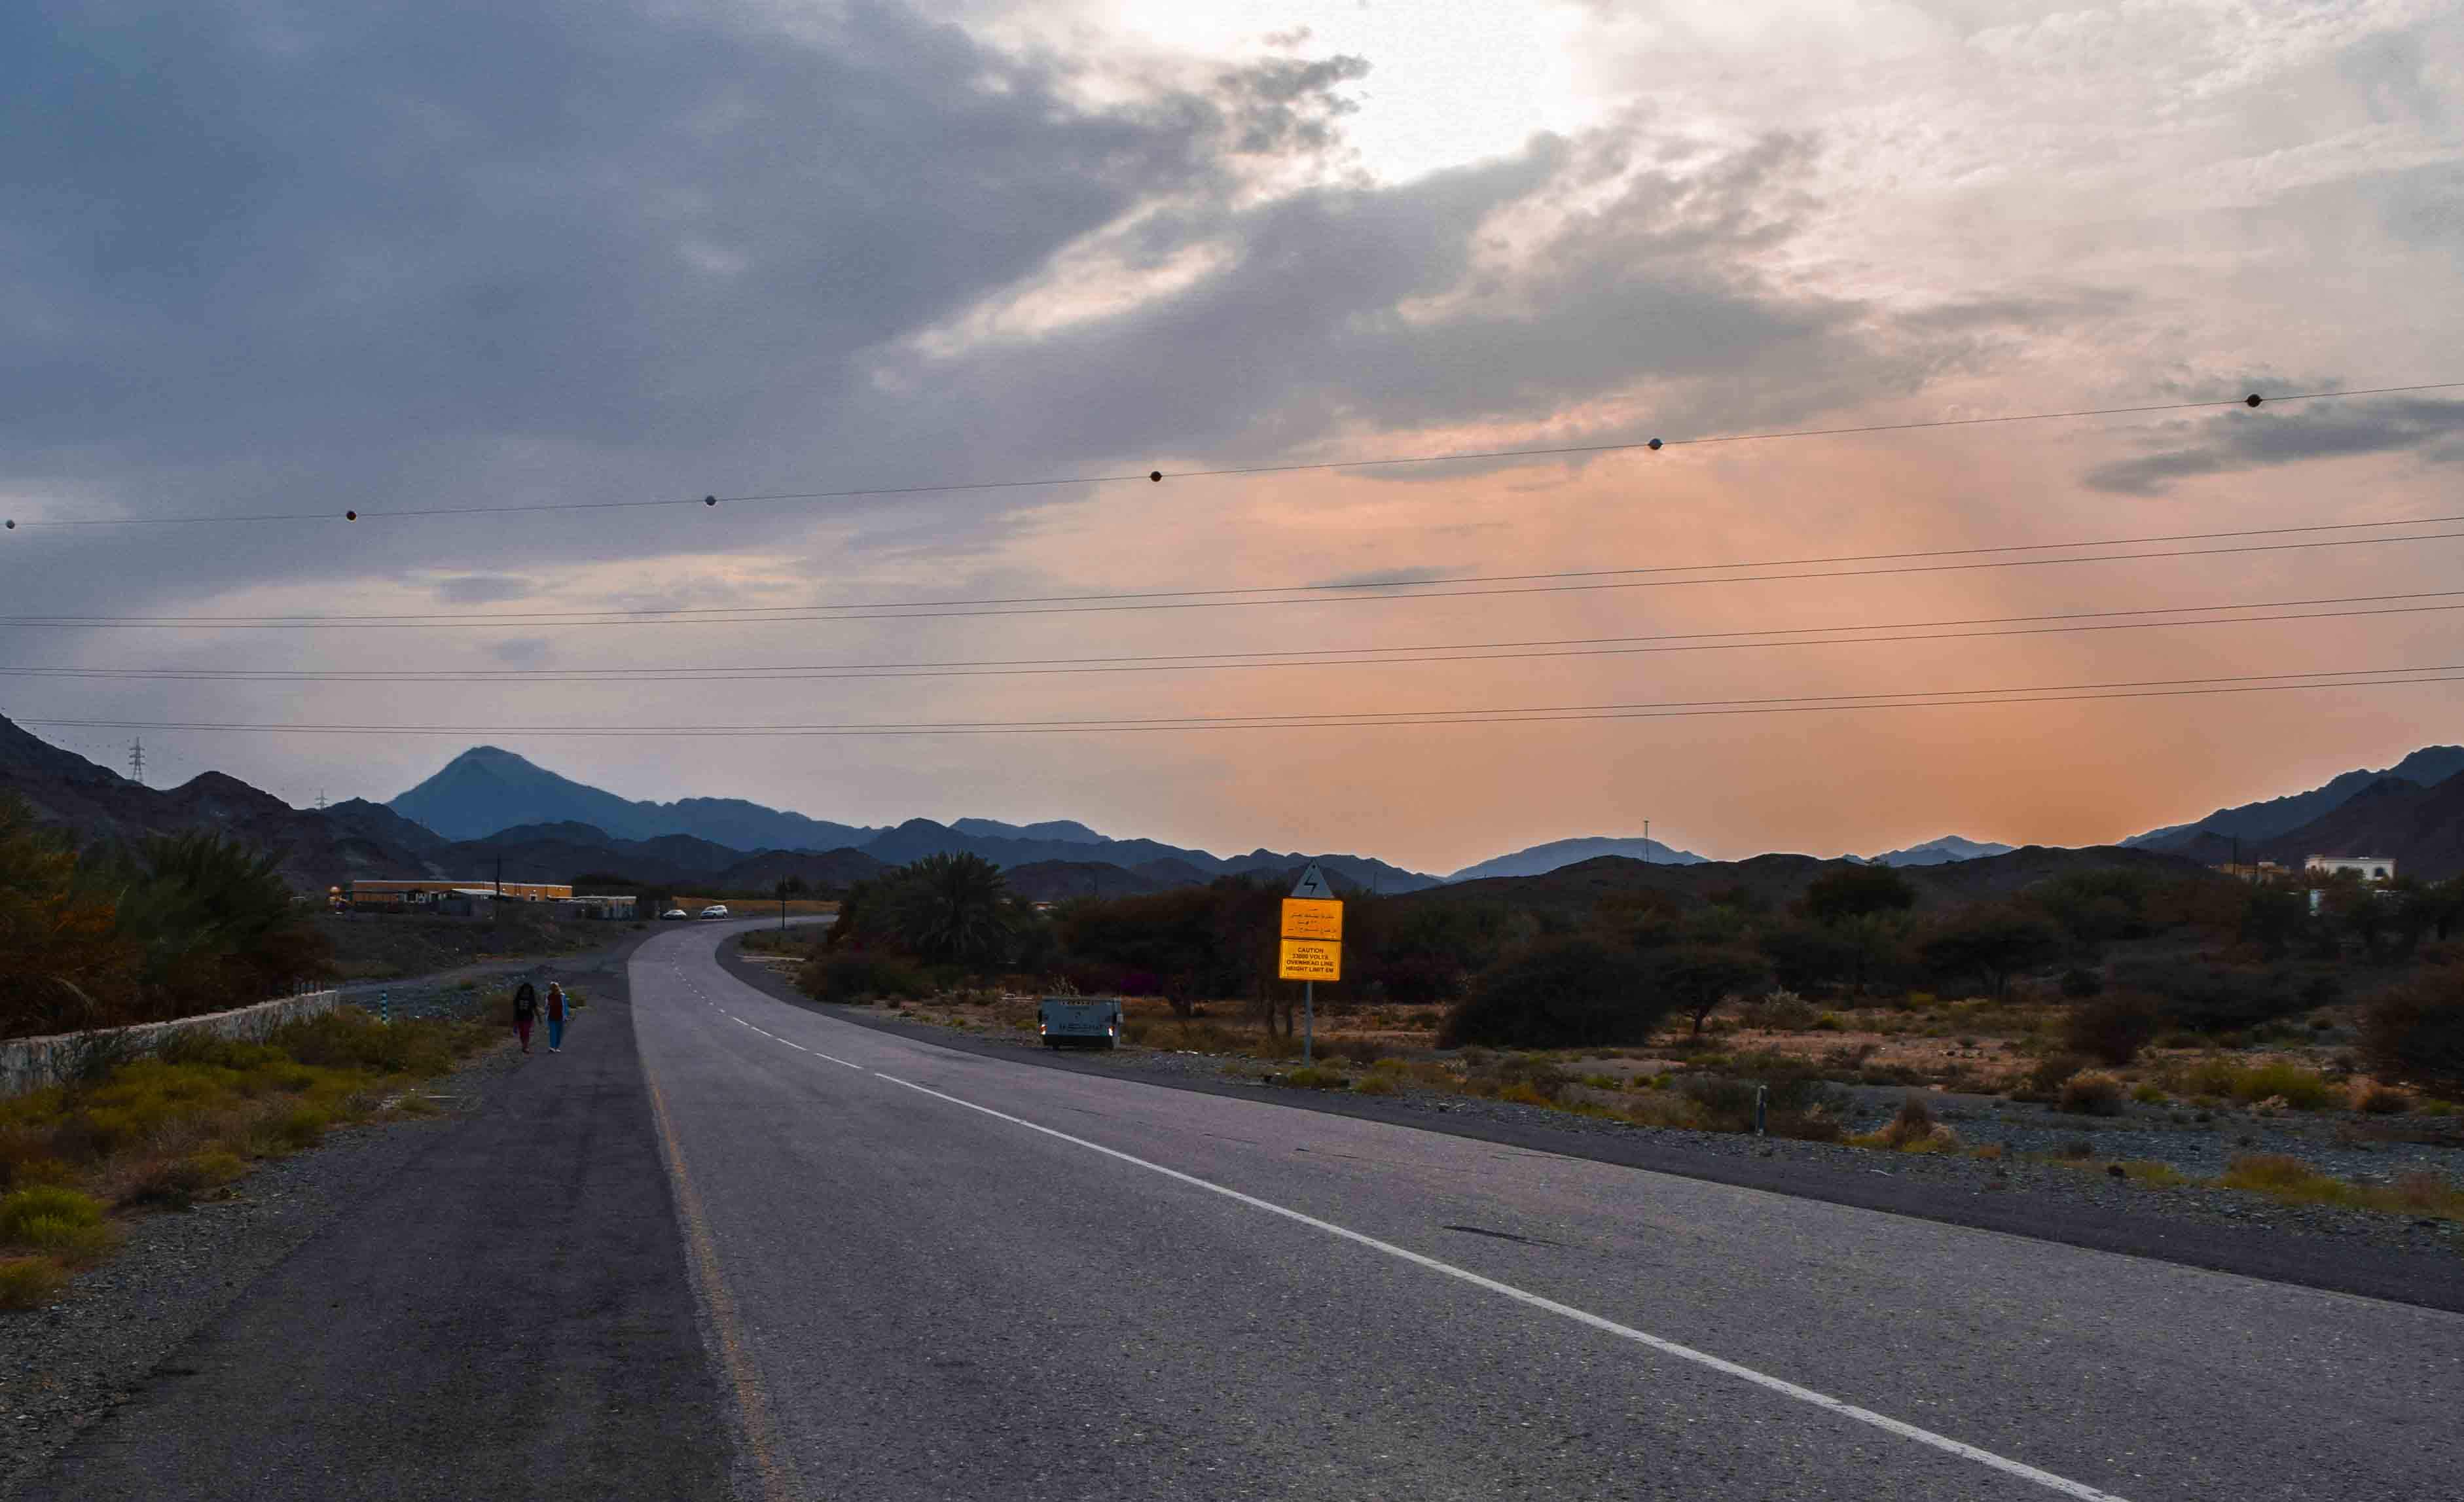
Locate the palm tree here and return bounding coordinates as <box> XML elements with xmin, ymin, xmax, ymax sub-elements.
<box><xmin>888</xmin><ymin>852</ymin><xmax>1013</xmax><ymax>965</ymax></box>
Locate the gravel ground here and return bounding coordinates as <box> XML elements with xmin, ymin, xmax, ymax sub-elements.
<box><xmin>0</xmin><ymin>1045</ymin><xmax>524</xmax><ymax>1496</ymax></box>
<box><xmin>858</xmin><ymin>1010</ymin><xmax>2464</xmax><ymax>1264</ymax></box>
<box><xmin>0</xmin><ymin>945</ymin><xmax>637</xmax><ymax>1498</ymax></box>
<box><xmin>333</xmin><ymin>946</ymin><xmax>627</xmax><ymax>1023</ymax></box>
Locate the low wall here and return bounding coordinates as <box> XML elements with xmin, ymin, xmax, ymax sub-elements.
<box><xmin>0</xmin><ymin>989</ymin><xmax>342</xmax><ymax>1099</ymax></box>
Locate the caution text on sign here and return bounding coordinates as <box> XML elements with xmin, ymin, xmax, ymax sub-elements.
<box><xmin>1280</xmin><ymin>897</ymin><xmax>1343</xmax><ymax>942</ymax></box>
<box><xmin>1277</xmin><ymin>938</ymin><xmax>1342</xmax><ymax>982</ymax></box>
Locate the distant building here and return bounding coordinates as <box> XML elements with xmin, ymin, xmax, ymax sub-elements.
<box><xmin>345</xmin><ymin>878</ymin><xmax>573</xmax><ymax>908</ymax></box>
<box><xmin>2304</xmin><ymin>855</ymin><xmax>2395</xmax><ymax>882</ymax></box>
<box><xmin>2217</xmin><ymin>861</ymin><xmax>2289</xmax><ymax>883</ymax></box>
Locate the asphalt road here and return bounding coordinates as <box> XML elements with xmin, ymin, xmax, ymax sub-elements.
<box><xmin>634</xmin><ymin>925</ymin><xmax>2463</xmax><ymax>1501</ymax></box>
<box><xmin>23</xmin><ymin>921</ymin><xmax>2461</xmax><ymax>1500</ymax></box>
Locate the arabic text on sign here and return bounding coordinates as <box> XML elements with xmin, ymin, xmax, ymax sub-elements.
<box><xmin>1281</xmin><ymin>897</ymin><xmax>1343</xmax><ymax>942</ymax></box>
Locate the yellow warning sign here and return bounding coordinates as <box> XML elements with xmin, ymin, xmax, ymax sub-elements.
<box><xmin>1278</xmin><ymin>939</ymin><xmax>1342</xmax><ymax>982</ymax></box>
<box><xmin>1281</xmin><ymin>897</ymin><xmax>1344</xmax><ymax>942</ymax></box>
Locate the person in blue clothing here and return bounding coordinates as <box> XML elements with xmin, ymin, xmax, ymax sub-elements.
<box><xmin>543</xmin><ymin>981</ymin><xmax>570</xmax><ymax>1053</ymax></box>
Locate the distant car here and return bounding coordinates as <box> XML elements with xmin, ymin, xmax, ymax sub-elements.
<box><xmin>661</xmin><ymin>908</ymin><xmax>689</xmax><ymax>921</ymax></box>
<box><xmin>698</xmin><ymin>904</ymin><xmax>730</xmax><ymax>920</ymax></box>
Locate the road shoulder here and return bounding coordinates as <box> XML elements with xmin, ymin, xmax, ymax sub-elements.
<box><xmin>9</xmin><ymin>947</ymin><xmax>736</xmax><ymax>1502</ymax></box>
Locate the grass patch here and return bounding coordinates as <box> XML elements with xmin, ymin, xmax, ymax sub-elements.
<box><xmin>1278</xmin><ymin>1065</ymin><xmax>1352</xmax><ymax>1090</ymax></box>
<box><xmin>2215</xmin><ymin>1154</ymin><xmax>2464</xmax><ymax>1219</ymax></box>
<box><xmin>2159</xmin><ymin>1057</ymin><xmax>2340</xmax><ymax>1110</ymax></box>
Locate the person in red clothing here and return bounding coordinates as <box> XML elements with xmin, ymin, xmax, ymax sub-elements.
<box><xmin>511</xmin><ymin>980</ymin><xmax>539</xmax><ymax>1053</ymax></box>
<box><xmin>543</xmin><ymin>981</ymin><xmax>570</xmax><ymax>1053</ymax></box>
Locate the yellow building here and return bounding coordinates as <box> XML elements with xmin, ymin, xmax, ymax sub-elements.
<box><xmin>344</xmin><ymin>879</ymin><xmax>573</xmax><ymax>907</ymax></box>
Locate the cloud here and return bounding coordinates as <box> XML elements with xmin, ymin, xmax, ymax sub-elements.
<box><xmin>434</xmin><ymin>575</ymin><xmax>538</xmax><ymax>605</ymax></box>
<box><xmin>489</xmin><ymin>637</ymin><xmax>551</xmax><ymax>664</ymax></box>
<box><xmin>1306</xmin><ymin>565</ymin><xmax>1458</xmax><ymax>590</ymax></box>
<box><xmin>2081</xmin><ymin>398</ymin><xmax>2464</xmax><ymax>495</ymax></box>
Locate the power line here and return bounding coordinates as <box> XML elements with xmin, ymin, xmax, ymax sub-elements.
<box><xmin>15</xmin><ymin>661</ymin><xmax>2464</xmax><ymax>738</ymax></box>
<box><xmin>10</xmin><ymin>589</ymin><xmax>2463</xmax><ymax>685</ymax></box>
<box><xmin>7</xmin><ymin>381</ymin><xmax>2458</xmax><ymax>533</ymax></box>
<box><xmin>9</xmin><ymin>517</ymin><xmax>2464</xmax><ymax>630</ymax></box>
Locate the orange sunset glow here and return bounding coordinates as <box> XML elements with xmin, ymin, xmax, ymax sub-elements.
<box><xmin>5</xmin><ymin>1</ymin><xmax>2460</xmax><ymax>874</ymax></box>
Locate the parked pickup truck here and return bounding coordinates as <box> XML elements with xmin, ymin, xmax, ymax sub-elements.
<box><xmin>1037</xmin><ymin>997</ymin><xmax>1122</xmax><ymax>1050</ymax></box>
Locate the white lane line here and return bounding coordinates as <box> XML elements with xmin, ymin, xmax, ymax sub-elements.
<box><xmin>871</xmin><ymin>1071</ymin><xmax>2129</xmax><ymax>1502</ymax></box>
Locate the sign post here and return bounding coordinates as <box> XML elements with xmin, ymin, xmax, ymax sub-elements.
<box><xmin>1278</xmin><ymin>863</ymin><xmax>1342</xmax><ymax>1064</ymax></box>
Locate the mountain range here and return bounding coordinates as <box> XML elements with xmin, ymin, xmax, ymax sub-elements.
<box><xmin>15</xmin><ymin>715</ymin><xmax>2464</xmax><ymax>894</ymax></box>
<box><xmin>2123</xmin><ymin>746</ymin><xmax>2464</xmax><ymax>853</ymax></box>
<box><xmin>1858</xmin><ymin>836</ymin><xmax>2019</xmax><ymax>867</ymax></box>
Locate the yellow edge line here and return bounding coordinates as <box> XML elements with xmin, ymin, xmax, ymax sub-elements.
<box><xmin>645</xmin><ymin>1069</ymin><xmax>797</xmax><ymax>1502</ymax></box>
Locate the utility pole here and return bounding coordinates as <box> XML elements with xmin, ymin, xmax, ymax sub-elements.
<box><xmin>494</xmin><ymin>855</ymin><xmax>503</xmax><ymax>898</ymax></box>
<box><xmin>1644</xmin><ymin>817</ymin><xmax>1650</xmax><ymax>863</ymax></box>
<box><xmin>128</xmin><ymin>737</ymin><xmax>145</xmax><ymax>786</ymax></box>
<box><xmin>315</xmin><ymin>789</ymin><xmax>328</xmax><ymax>812</ymax></box>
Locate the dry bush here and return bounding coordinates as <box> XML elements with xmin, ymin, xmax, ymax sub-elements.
<box><xmin>0</xmin><ymin>1257</ymin><xmax>67</xmax><ymax>1310</ymax></box>
<box><xmin>2353</xmin><ymin>1083</ymin><xmax>2412</xmax><ymax>1115</ymax></box>
<box><xmin>2057</xmin><ymin>1071</ymin><xmax>2126</xmax><ymax>1117</ymax></box>
<box><xmin>1879</xmin><ymin>1094</ymin><xmax>1938</xmax><ymax>1149</ymax></box>
<box><xmin>1735</xmin><ymin>993</ymin><xmax>1820</xmax><ymax>1031</ymax></box>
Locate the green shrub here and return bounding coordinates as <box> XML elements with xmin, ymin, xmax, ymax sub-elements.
<box><xmin>0</xmin><ymin>1185</ymin><xmax>103</xmax><ymax>1240</ymax></box>
<box><xmin>797</xmin><ymin>951</ymin><xmax>931</xmax><ymax>1004</ymax></box>
<box><xmin>0</xmin><ymin>1185</ymin><xmax>115</xmax><ymax>1264</ymax></box>
<box><xmin>272</xmin><ymin>1103</ymin><xmax>331</xmax><ymax>1150</ymax></box>
<box><xmin>2234</xmin><ymin>1061</ymin><xmax>2336</xmax><ymax>1110</ymax></box>
<box><xmin>1437</xmin><ymin>939</ymin><xmax>1667</xmax><ymax>1049</ymax></box>
<box><xmin>1280</xmin><ymin>1066</ymin><xmax>1352</xmax><ymax>1090</ymax></box>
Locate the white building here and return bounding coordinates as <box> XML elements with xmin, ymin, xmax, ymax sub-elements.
<box><xmin>2305</xmin><ymin>855</ymin><xmax>2396</xmax><ymax>882</ymax></box>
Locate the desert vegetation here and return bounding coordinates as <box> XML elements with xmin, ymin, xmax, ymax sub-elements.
<box><xmin>0</xmin><ymin>1005</ymin><xmax>501</xmax><ymax>1308</ymax></box>
<box><xmin>766</xmin><ymin>851</ymin><xmax>2464</xmax><ymax>1226</ymax></box>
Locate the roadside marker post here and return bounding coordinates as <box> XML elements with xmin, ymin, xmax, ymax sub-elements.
<box><xmin>1278</xmin><ymin>863</ymin><xmax>1343</xmax><ymax>1065</ymax></box>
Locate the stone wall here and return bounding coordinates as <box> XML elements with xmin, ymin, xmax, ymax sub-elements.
<box><xmin>0</xmin><ymin>990</ymin><xmax>341</xmax><ymax>1098</ymax></box>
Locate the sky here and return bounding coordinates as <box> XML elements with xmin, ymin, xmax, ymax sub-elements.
<box><xmin>4</xmin><ymin>0</ymin><xmax>2463</xmax><ymax>874</ymax></box>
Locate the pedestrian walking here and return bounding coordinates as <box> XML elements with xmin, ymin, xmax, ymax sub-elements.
<box><xmin>544</xmin><ymin>982</ymin><xmax>570</xmax><ymax>1053</ymax></box>
<box><xmin>512</xmin><ymin>980</ymin><xmax>538</xmax><ymax>1053</ymax></box>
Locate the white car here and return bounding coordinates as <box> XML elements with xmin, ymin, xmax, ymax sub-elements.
<box><xmin>661</xmin><ymin>908</ymin><xmax>689</xmax><ymax>920</ymax></box>
<box><xmin>698</xmin><ymin>904</ymin><xmax>730</xmax><ymax>920</ymax></box>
